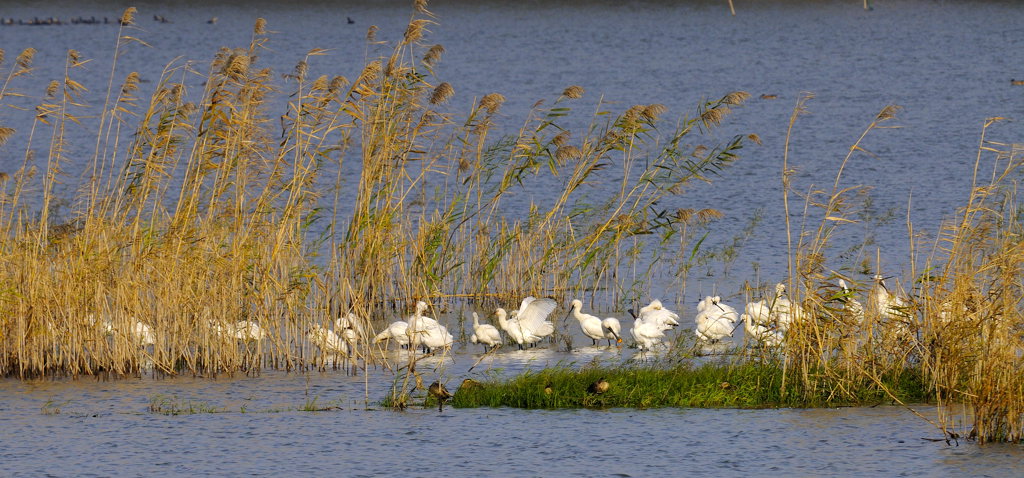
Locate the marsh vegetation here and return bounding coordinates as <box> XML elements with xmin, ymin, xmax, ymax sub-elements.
<box><xmin>0</xmin><ymin>2</ymin><xmax>1022</xmax><ymax>444</ymax></box>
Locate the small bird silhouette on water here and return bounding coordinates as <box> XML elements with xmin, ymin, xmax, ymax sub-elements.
<box><xmin>587</xmin><ymin>377</ymin><xmax>609</xmax><ymax>395</ymax></box>
<box><xmin>428</xmin><ymin>381</ymin><xmax>452</xmax><ymax>411</ymax></box>
<box><xmin>347</xmin><ymin>16</ymin><xmax>355</xmax><ymax>24</ymax></box>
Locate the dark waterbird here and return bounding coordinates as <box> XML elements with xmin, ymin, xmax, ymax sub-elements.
<box><xmin>428</xmin><ymin>381</ymin><xmax>452</xmax><ymax>411</ymax></box>
<box><xmin>587</xmin><ymin>377</ymin><xmax>609</xmax><ymax>395</ymax></box>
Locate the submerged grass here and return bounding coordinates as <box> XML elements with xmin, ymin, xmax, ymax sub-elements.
<box><xmin>451</xmin><ymin>362</ymin><xmax>930</xmax><ymax>410</ymax></box>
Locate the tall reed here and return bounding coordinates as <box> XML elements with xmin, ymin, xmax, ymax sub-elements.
<box><xmin>0</xmin><ymin>3</ymin><xmax>750</xmax><ymax>378</ymax></box>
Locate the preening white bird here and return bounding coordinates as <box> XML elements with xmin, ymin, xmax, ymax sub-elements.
<box><xmin>568</xmin><ymin>299</ymin><xmax>606</xmax><ymax>346</ymax></box>
<box><xmin>631</xmin><ymin>317</ymin><xmax>666</xmax><ymax>351</ymax></box>
<box><xmin>602</xmin><ymin>317</ymin><xmax>623</xmax><ymax>346</ymax></box>
<box><xmin>637</xmin><ymin>299</ymin><xmax>680</xmax><ymax>328</ymax></box>
<box><xmin>742</xmin><ymin>312</ymin><xmax>783</xmax><ymax>347</ymax></box>
<box><xmin>471</xmin><ymin>312</ymin><xmax>502</xmax><ymax>352</ymax></box>
<box><xmin>308</xmin><ymin>324</ymin><xmax>349</xmax><ymax>356</ymax></box>
<box><xmin>694</xmin><ymin>296</ymin><xmax>739</xmax><ymax>343</ymax></box>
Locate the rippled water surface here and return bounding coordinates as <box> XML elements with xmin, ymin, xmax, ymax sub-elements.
<box><xmin>2</xmin><ymin>0</ymin><xmax>1024</xmax><ymax>475</ymax></box>
<box><xmin>2</xmin><ymin>354</ymin><xmax>1023</xmax><ymax>477</ymax></box>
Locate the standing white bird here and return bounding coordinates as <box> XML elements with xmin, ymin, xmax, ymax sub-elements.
<box><xmin>470</xmin><ymin>312</ymin><xmax>502</xmax><ymax>352</ymax></box>
<box><xmin>838</xmin><ymin>279</ymin><xmax>865</xmax><ymax>324</ymax></box>
<box><xmin>418</xmin><ymin>323</ymin><xmax>454</xmax><ymax>353</ymax></box>
<box><xmin>334</xmin><ymin>312</ymin><xmax>368</xmax><ymax>345</ymax></box>
<box><xmin>308</xmin><ymin>324</ymin><xmax>349</xmax><ymax>356</ymax></box>
<box><xmin>869</xmin><ymin>275</ymin><xmax>909</xmax><ymax>320</ymax></box>
<box><xmin>695</xmin><ymin>296</ymin><xmax>738</xmax><ymax>343</ymax></box>
<box><xmin>870</xmin><ymin>274</ymin><xmax>914</xmax><ymax>342</ymax></box>
<box><xmin>567</xmin><ymin>299</ymin><xmax>606</xmax><ymax>346</ymax></box>
<box><xmin>742</xmin><ymin>312</ymin><xmax>783</xmax><ymax>347</ymax></box>
<box><xmin>601</xmin><ymin>317</ymin><xmax>623</xmax><ymax>346</ymax></box>
<box><xmin>404</xmin><ymin>301</ymin><xmax>452</xmax><ymax>353</ymax></box>
<box><xmin>129</xmin><ymin>320</ymin><xmax>157</xmax><ymax>347</ymax></box>
<box><xmin>744</xmin><ymin>299</ymin><xmax>773</xmax><ymax>328</ymax></box>
<box><xmin>228</xmin><ymin>320</ymin><xmax>267</xmax><ymax>342</ymax></box>
<box><xmin>373</xmin><ymin>320</ymin><xmax>410</xmax><ymax>349</ymax></box>
<box><xmin>630</xmin><ymin>317</ymin><xmax>666</xmax><ymax>351</ymax></box>
<box><xmin>769</xmin><ymin>283</ymin><xmax>805</xmax><ymax>334</ymax></box>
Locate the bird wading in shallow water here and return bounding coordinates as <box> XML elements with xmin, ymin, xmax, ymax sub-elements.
<box><xmin>428</xmin><ymin>381</ymin><xmax>452</xmax><ymax>411</ymax></box>
<box><xmin>470</xmin><ymin>311</ymin><xmax>502</xmax><ymax>352</ymax></box>
<box><xmin>496</xmin><ymin>297</ymin><xmax>556</xmax><ymax>350</ymax></box>
<box><xmin>567</xmin><ymin>299</ymin><xmax>606</xmax><ymax>347</ymax></box>
<box><xmin>601</xmin><ymin>317</ymin><xmax>623</xmax><ymax>347</ymax></box>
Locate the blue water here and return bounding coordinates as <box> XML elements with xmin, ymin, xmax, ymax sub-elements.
<box><xmin>1</xmin><ymin>0</ymin><xmax>1023</xmax><ymax>474</ymax></box>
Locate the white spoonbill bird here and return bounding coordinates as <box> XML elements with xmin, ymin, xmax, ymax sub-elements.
<box><xmin>406</xmin><ymin>301</ymin><xmax>442</xmax><ymax>352</ymax></box>
<box><xmin>499</xmin><ymin>297</ymin><xmax>557</xmax><ymax>349</ymax></box>
<box><xmin>769</xmin><ymin>283</ymin><xmax>806</xmax><ymax>334</ymax></box>
<box><xmin>227</xmin><ymin>320</ymin><xmax>267</xmax><ymax>342</ymax></box>
<box><xmin>744</xmin><ymin>299</ymin><xmax>773</xmax><ymax>328</ymax></box>
<box><xmin>637</xmin><ymin>299</ymin><xmax>680</xmax><ymax>328</ymax></box>
<box><xmin>308</xmin><ymin>324</ymin><xmax>349</xmax><ymax>356</ymax></box>
<box><xmin>470</xmin><ymin>312</ymin><xmax>502</xmax><ymax>352</ymax></box>
<box><xmin>869</xmin><ymin>275</ymin><xmax>910</xmax><ymax>320</ymax></box>
<box><xmin>334</xmin><ymin>312</ymin><xmax>368</xmax><ymax>345</ymax></box>
<box><xmin>373</xmin><ymin>320</ymin><xmax>410</xmax><ymax>349</ymax></box>
<box><xmin>694</xmin><ymin>296</ymin><xmax>738</xmax><ymax>343</ymax></box>
<box><xmin>129</xmin><ymin>320</ymin><xmax>157</xmax><ymax>347</ymax></box>
<box><xmin>742</xmin><ymin>312</ymin><xmax>783</xmax><ymax>347</ymax></box>
<box><xmin>631</xmin><ymin>317</ymin><xmax>666</xmax><ymax>351</ymax></box>
<box><xmin>870</xmin><ymin>274</ymin><xmax>915</xmax><ymax>341</ymax></box>
<box><xmin>567</xmin><ymin>299</ymin><xmax>606</xmax><ymax>346</ymax></box>
<box><xmin>601</xmin><ymin>317</ymin><xmax>623</xmax><ymax>346</ymax></box>
<box><xmin>838</xmin><ymin>279</ymin><xmax>865</xmax><ymax>324</ymax></box>
<box><xmin>418</xmin><ymin>323</ymin><xmax>454</xmax><ymax>354</ymax></box>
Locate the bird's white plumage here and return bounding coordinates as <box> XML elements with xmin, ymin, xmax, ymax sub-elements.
<box><xmin>308</xmin><ymin>324</ymin><xmax>348</xmax><ymax>355</ymax></box>
<box><xmin>743</xmin><ymin>312</ymin><xmax>783</xmax><ymax>347</ymax></box>
<box><xmin>471</xmin><ymin>312</ymin><xmax>502</xmax><ymax>350</ymax></box>
<box><xmin>631</xmin><ymin>317</ymin><xmax>666</xmax><ymax>350</ymax></box>
<box><xmin>838</xmin><ymin>279</ymin><xmax>865</xmax><ymax>324</ymax></box>
<box><xmin>638</xmin><ymin>299</ymin><xmax>680</xmax><ymax>328</ymax></box>
<box><xmin>514</xmin><ymin>297</ymin><xmax>557</xmax><ymax>333</ymax></box>
<box><xmin>569</xmin><ymin>299</ymin><xmax>606</xmax><ymax>346</ymax></box>
<box><xmin>374</xmin><ymin>320</ymin><xmax>410</xmax><ymax>347</ymax></box>
<box><xmin>601</xmin><ymin>317</ymin><xmax>622</xmax><ymax>346</ymax></box>
<box><xmin>694</xmin><ymin>296</ymin><xmax>738</xmax><ymax>342</ymax></box>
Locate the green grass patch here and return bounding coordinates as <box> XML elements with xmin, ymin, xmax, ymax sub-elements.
<box><xmin>451</xmin><ymin>362</ymin><xmax>931</xmax><ymax>409</ymax></box>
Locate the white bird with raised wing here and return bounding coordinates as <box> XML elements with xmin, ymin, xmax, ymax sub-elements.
<box><xmin>497</xmin><ymin>297</ymin><xmax>556</xmax><ymax>350</ymax></box>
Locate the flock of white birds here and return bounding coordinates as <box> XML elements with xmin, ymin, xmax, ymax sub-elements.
<box><xmin>84</xmin><ymin>274</ymin><xmax>911</xmax><ymax>358</ymax></box>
